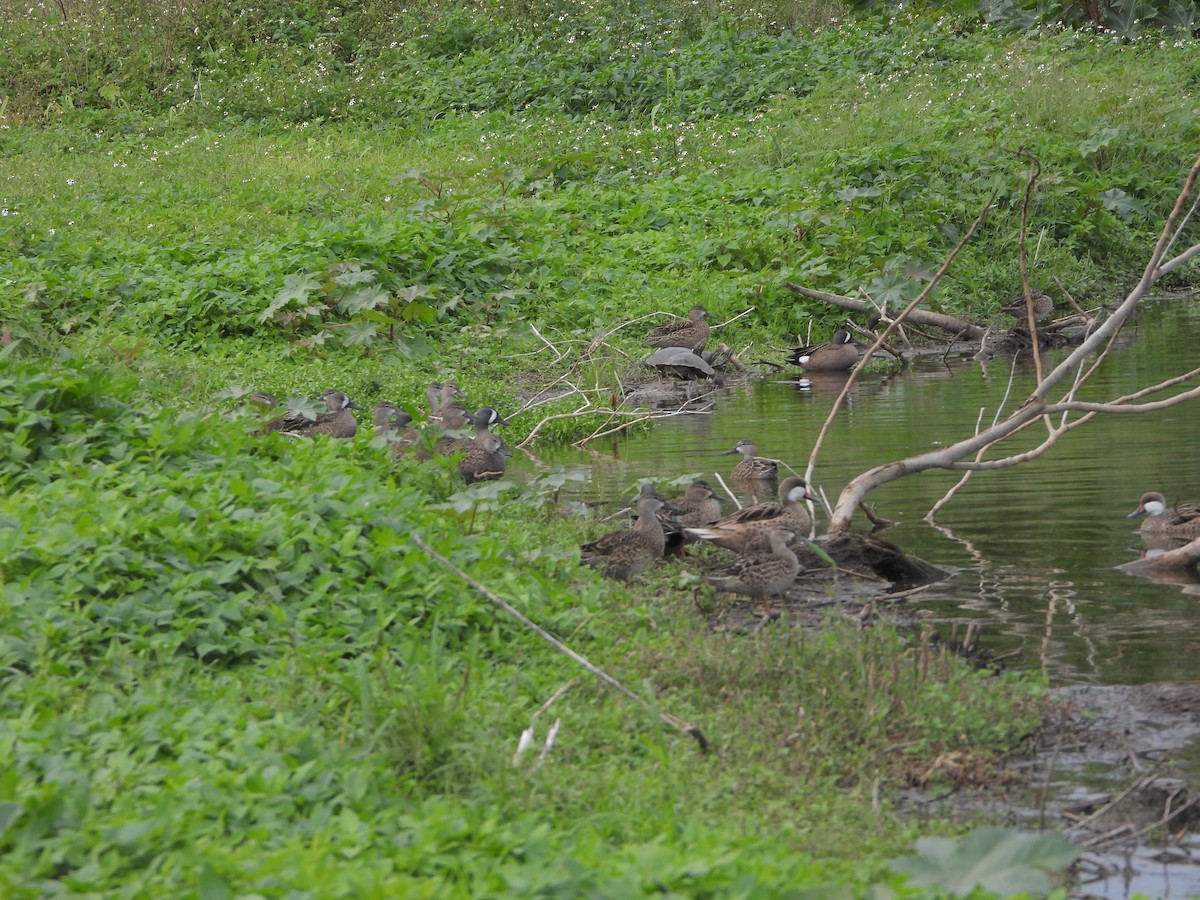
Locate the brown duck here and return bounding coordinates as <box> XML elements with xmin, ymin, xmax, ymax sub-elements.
<box><xmin>458</xmin><ymin>430</ymin><xmax>512</xmax><ymax>484</ymax></box>
<box><xmin>723</xmin><ymin>439</ymin><xmax>778</xmax><ymax>481</ymax></box>
<box><xmin>1128</xmin><ymin>492</ymin><xmax>1200</xmax><ymax>540</ymax></box>
<box><xmin>437</xmin><ymin>406</ymin><xmax>509</xmax><ymax>453</ymax></box>
<box><xmin>703</xmin><ymin>528</ymin><xmax>800</xmax><ymax>618</ymax></box>
<box><xmin>426</xmin><ymin>381</ymin><xmax>465</xmax><ymax>420</ymax></box>
<box><xmin>262</xmin><ymin>388</ymin><xmax>364</xmax><ymax>438</ymax></box>
<box><xmin>1001</xmin><ymin>289</ymin><xmax>1053</xmax><ymax>323</ymax></box>
<box><xmin>685</xmin><ymin>476</ymin><xmax>815</xmax><ymax>554</ymax></box>
<box><xmin>581</xmin><ymin>495</ymin><xmax>667</xmax><ymax>580</ymax></box>
<box><xmin>375</xmin><ymin>401</ymin><xmax>420</xmax><ymax>455</ymax></box>
<box><xmin>785</xmin><ymin>329</ymin><xmax>859</xmax><ymax>372</ymax></box>
<box><xmin>667</xmin><ymin>480</ymin><xmax>722</xmax><ymax>528</ymax></box>
<box><xmin>644</xmin><ymin>305</ymin><xmax>711</xmax><ymax>353</ymax></box>
<box><xmin>658</xmin><ymin>479</ymin><xmax>723</xmax><ymax>556</ymax></box>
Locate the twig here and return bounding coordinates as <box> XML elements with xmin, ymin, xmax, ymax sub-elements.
<box><xmin>1014</xmin><ymin>149</ymin><xmax>1045</xmax><ymax>384</ymax></box>
<box><xmin>712</xmin><ymin>307</ymin><xmax>756</xmax><ymax>330</ymax></box>
<box><xmin>528</xmin><ymin>322</ymin><xmax>565</xmax><ymax>362</ymax></box>
<box><xmin>411</xmin><ymin>533</ymin><xmax>709</xmax><ymax>753</ymax></box>
<box><xmin>712</xmin><ymin>471</ymin><xmax>742</xmax><ymax>510</ymax></box>
<box><xmin>925</xmin><ymin>351</ymin><xmax>1020</xmax><ymax>521</ymax></box>
<box><xmin>574</xmin><ymin>398</ymin><xmax>716</xmax><ymax>448</ymax></box>
<box><xmin>806</xmin><ymin>191</ymin><xmax>997</xmax><ymax>489</ymax></box>
<box><xmin>583</xmin><ymin>311</ymin><xmax>664</xmax><ymax>359</ymax></box>
<box><xmin>516</xmin><ymin>402</ymin><xmax>595</xmax><ymax>449</ymax></box>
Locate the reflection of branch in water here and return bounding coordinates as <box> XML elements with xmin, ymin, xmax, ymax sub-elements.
<box><xmin>924</xmin><ymin>520</ymin><xmax>999</xmax><ymax>609</ymax></box>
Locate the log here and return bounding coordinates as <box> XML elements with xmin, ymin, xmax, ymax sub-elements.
<box><xmin>1116</xmin><ymin>538</ymin><xmax>1200</xmax><ymax>576</ymax></box>
<box><xmin>785</xmin><ymin>282</ymin><xmax>988</xmax><ymax>340</ymax></box>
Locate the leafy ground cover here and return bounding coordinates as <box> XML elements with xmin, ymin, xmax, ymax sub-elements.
<box><xmin>2</xmin><ymin>0</ymin><xmax>1198</xmax><ymax>895</ymax></box>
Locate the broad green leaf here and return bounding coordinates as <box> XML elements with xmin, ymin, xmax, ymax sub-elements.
<box><xmin>338</xmin><ymin>285</ymin><xmax>390</xmax><ymax>316</ymax></box>
<box><xmin>1098</xmin><ymin>188</ymin><xmax>1148</xmax><ymax>222</ymax></box>
<box><xmin>890</xmin><ymin>827</ymin><xmax>1080</xmax><ymax>897</ymax></box>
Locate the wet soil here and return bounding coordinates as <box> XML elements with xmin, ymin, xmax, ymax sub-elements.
<box><xmin>903</xmin><ymin>682</ymin><xmax>1200</xmax><ymax>898</ymax></box>
<box><xmin>690</xmin><ymin>539</ymin><xmax>1200</xmax><ymax>897</ymax></box>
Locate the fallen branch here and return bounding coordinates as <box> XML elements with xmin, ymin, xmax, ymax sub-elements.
<box><xmin>1116</xmin><ymin>536</ymin><xmax>1200</xmax><ymax>575</ymax></box>
<box><xmin>411</xmin><ymin>533</ymin><xmax>709</xmax><ymax>752</ymax></box>
<box><xmin>784</xmin><ymin>283</ymin><xmax>988</xmax><ymax>340</ymax></box>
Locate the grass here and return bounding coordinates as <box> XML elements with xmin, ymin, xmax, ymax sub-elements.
<box><xmin>2</xmin><ymin>1</ymin><xmax>1198</xmax><ymax>895</ymax></box>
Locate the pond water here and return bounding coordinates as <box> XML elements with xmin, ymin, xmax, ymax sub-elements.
<box><xmin>513</xmin><ymin>297</ymin><xmax>1200</xmax><ymax>898</ymax></box>
<box><xmin>523</xmin><ymin>298</ymin><xmax>1200</xmax><ymax>687</ymax></box>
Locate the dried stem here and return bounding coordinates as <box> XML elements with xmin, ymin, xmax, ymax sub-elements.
<box><xmin>806</xmin><ymin>191</ymin><xmax>997</xmax><ymax>489</ymax></box>
<box><xmin>412</xmin><ymin>533</ymin><xmax>709</xmax><ymax>752</ymax></box>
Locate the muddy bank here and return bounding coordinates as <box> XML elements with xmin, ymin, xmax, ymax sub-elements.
<box><xmin>899</xmin><ymin>681</ymin><xmax>1200</xmax><ymax>897</ymax></box>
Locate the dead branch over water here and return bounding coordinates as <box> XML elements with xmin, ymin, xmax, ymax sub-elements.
<box><xmin>821</xmin><ymin>153</ymin><xmax>1200</xmax><ymax>532</ymax></box>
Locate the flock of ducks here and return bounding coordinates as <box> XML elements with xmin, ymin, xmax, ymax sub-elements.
<box><xmin>247</xmin><ymin>305</ymin><xmax>1200</xmax><ymax>618</ymax></box>
<box><xmin>580</xmin><ymin>456</ymin><xmax>817</xmax><ymax>616</ymax></box>
<box><xmin>254</xmin><ymin>381</ymin><xmax>513</xmax><ymax>484</ymax></box>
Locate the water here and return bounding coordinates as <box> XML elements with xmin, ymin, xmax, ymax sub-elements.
<box><xmin>513</xmin><ymin>298</ymin><xmax>1200</xmax><ymax>897</ymax></box>
<box><xmin>522</xmin><ymin>298</ymin><xmax>1200</xmax><ymax>687</ymax></box>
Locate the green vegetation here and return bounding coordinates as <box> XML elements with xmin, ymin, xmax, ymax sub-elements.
<box><xmin>2</xmin><ymin>0</ymin><xmax>1197</xmax><ymax>895</ymax></box>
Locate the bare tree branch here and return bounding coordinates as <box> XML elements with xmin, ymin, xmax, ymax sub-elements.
<box><xmin>411</xmin><ymin>534</ymin><xmax>709</xmax><ymax>752</ymax></box>
<box><xmin>806</xmin><ymin>192</ymin><xmax>997</xmax><ymax>490</ymax></box>
<box><xmin>827</xmin><ymin>153</ymin><xmax>1200</xmax><ymax>532</ymax></box>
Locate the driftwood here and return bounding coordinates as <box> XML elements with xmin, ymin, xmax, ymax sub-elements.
<box><xmin>784</xmin><ymin>283</ymin><xmax>988</xmax><ymax>341</ymax></box>
<box><xmin>1116</xmin><ymin>539</ymin><xmax>1200</xmax><ymax>576</ymax></box>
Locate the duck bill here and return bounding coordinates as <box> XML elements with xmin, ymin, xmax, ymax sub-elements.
<box><xmin>1126</xmin><ymin>508</ymin><xmax>1145</xmax><ymax>518</ymax></box>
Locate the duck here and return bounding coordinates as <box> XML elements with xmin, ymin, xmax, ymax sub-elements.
<box><xmin>657</xmin><ymin>480</ymin><xmax>723</xmax><ymax>556</ymax></box>
<box><xmin>723</xmin><ymin>439</ymin><xmax>778</xmax><ymax>481</ymax></box>
<box><xmin>437</xmin><ymin>406</ymin><xmax>509</xmax><ymax>454</ymax></box>
<box><xmin>1128</xmin><ymin>492</ymin><xmax>1200</xmax><ymax>540</ymax></box>
<box><xmin>458</xmin><ymin>430</ymin><xmax>512</xmax><ymax>484</ymax></box>
<box><xmin>373</xmin><ymin>401</ymin><xmax>413</xmax><ymax>434</ymax></box>
<box><xmin>261</xmin><ymin>388</ymin><xmax>364</xmax><ymax>438</ymax></box>
<box><xmin>785</xmin><ymin>329</ymin><xmax>859</xmax><ymax>372</ymax></box>
<box><xmin>685</xmin><ymin>476</ymin><xmax>815</xmax><ymax>554</ymax></box>
<box><xmin>426</xmin><ymin>381</ymin><xmax>465</xmax><ymax>420</ymax></box>
<box><xmin>581</xmin><ymin>495</ymin><xmax>667</xmax><ymax>580</ymax></box>
<box><xmin>703</xmin><ymin>528</ymin><xmax>800</xmax><ymax>618</ymax></box>
<box><xmin>375</xmin><ymin>401</ymin><xmax>420</xmax><ymax>454</ymax></box>
<box><xmin>1001</xmin><ymin>289</ymin><xmax>1053</xmax><ymax>323</ymax></box>
<box><xmin>667</xmin><ymin>480</ymin><xmax>722</xmax><ymax>528</ymax></box>
<box><xmin>644</xmin><ymin>305</ymin><xmax>711</xmax><ymax>353</ymax></box>
<box><xmin>245</xmin><ymin>390</ymin><xmax>280</xmax><ymax>411</ymax></box>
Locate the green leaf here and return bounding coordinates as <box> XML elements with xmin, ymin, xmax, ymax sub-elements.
<box><xmin>890</xmin><ymin>827</ymin><xmax>1080</xmax><ymax>897</ymax></box>
<box><xmin>340</xmin><ymin>322</ymin><xmax>379</xmax><ymax>346</ymax></box>
<box><xmin>338</xmin><ymin>285</ymin><xmax>391</xmax><ymax>316</ymax></box>
<box><xmin>331</xmin><ymin>267</ymin><xmax>378</xmax><ymax>288</ymax></box>
<box><xmin>198</xmin><ymin>863</ymin><xmax>232</xmax><ymax>900</ymax></box>
<box><xmin>1098</xmin><ymin>188</ymin><xmax>1148</xmax><ymax>222</ymax></box>
<box><xmin>259</xmin><ymin>273</ymin><xmax>322</xmax><ymax>322</ymax></box>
